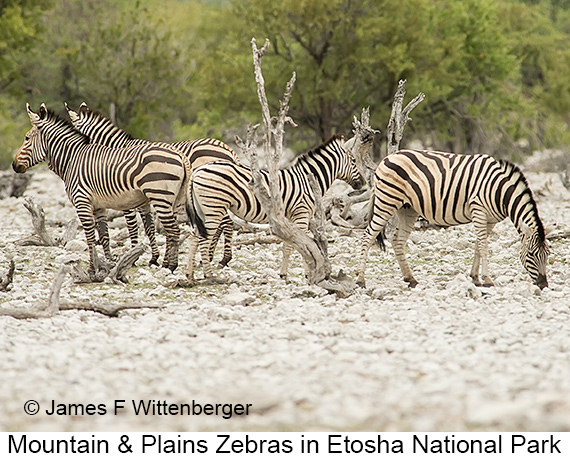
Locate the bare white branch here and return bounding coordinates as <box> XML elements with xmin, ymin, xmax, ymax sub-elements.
<box><xmin>387</xmin><ymin>79</ymin><xmax>425</xmax><ymax>155</ymax></box>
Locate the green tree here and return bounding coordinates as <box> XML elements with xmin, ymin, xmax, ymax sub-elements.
<box><xmin>0</xmin><ymin>0</ymin><xmax>53</xmax><ymax>169</ymax></box>
<box><xmin>24</xmin><ymin>0</ymin><xmax>188</xmax><ymax>140</ymax></box>
<box><xmin>190</xmin><ymin>0</ymin><xmax>528</xmax><ymax>156</ymax></box>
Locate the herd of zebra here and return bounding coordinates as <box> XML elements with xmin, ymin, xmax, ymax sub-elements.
<box><xmin>12</xmin><ymin>103</ymin><xmax>549</xmax><ymax>290</ymax></box>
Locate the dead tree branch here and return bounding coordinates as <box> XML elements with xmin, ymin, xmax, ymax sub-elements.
<box><xmin>323</xmin><ymin>107</ymin><xmax>379</xmax><ymax>229</ymax></box>
<box><xmin>61</xmin><ymin>218</ymin><xmax>79</xmax><ymax>245</ymax></box>
<box><xmin>58</xmin><ymin>299</ymin><xmax>162</xmax><ymax>318</ymax></box>
<box><xmin>233</xmin><ymin>235</ymin><xmax>282</xmax><ymax>246</ymax></box>
<box><xmin>387</xmin><ymin>80</ymin><xmax>425</xmax><ymax>156</ymax></box>
<box><xmin>559</xmin><ymin>169</ymin><xmax>570</xmax><ymax>193</ymax></box>
<box><xmin>0</xmin><ymin>263</ymin><xmax>162</xmax><ymax>319</ymax></box>
<box><xmin>108</xmin><ymin>243</ymin><xmax>147</xmax><ymax>284</ymax></box>
<box><xmin>384</xmin><ymin>80</ymin><xmax>426</xmax><ymax>239</ymax></box>
<box><xmin>246</xmin><ymin>37</ymin><xmax>330</xmax><ymax>286</ymax></box>
<box><xmin>71</xmin><ymin>244</ymin><xmax>146</xmax><ymax>284</ymax></box>
<box><xmin>348</xmin><ymin>107</ymin><xmax>380</xmax><ymax>188</ymax></box>
<box><xmin>15</xmin><ymin>197</ymin><xmax>58</xmax><ymax>246</ymax></box>
<box><xmin>307</xmin><ymin>174</ymin><xmax>331</xmax><ymax>280</ymax></box>
<box><xmin>0</xmin><ymin>265</ymin><xmax>67</xmax><ymax>319</ymax></box>
<box><xmin>0</xmin><ymin>260</ymin><xmax>15</xmax><ymax>292</ymax></box>
<box><xmin>0</xmin><ymin>171</ymin><xmax>31</xmax><ymax>199</ymax></box>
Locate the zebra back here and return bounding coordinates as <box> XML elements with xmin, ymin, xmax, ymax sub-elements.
<box><xmin>66</xmin><ymin>103</ymin><xmax>240</xmax><ymax>167</ymax></box>
<box><xmin>15</xmin><ymin>105</ymin><xmax>189</xmax><ymax>206</ymax></box>
<box><xmin>190</xmin><ymin>134</ymin><xmax>365</xmax><ymax>232</ymax></box>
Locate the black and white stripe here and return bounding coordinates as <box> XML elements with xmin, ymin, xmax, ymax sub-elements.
<box><xmin>13</xmin><ymin>104</ymin><xmax>190</xmax><ymax>278</ymax></box>
<box><xmin>65</xmin><ymin>102</ymin><xmax>241</xmax><ymax>267</ymax></box>
<box><xmin>356</xmin><ymin>149</ymin><xmax>549</xmax><ymax>288</ymax></box>
<box><xmin>187</xmin><ymin>134</ymin><xmax>365</xmax><ymax>280</ymax></box>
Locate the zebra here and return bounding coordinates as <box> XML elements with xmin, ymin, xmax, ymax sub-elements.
<box><xmin>355</xmin><ymin>149</ymin><xmax>550</xmax><ymax>289</ymax></box>
<box><xmin>187</xmin><ymin>133</ymin><xmax>366</xmax><ymax>281</ymax></box>
<box><xmin>65</xmin><ymin>102</ymin><xmax>240</xmax><ymax>267</ymax></box>
<box><xmin>13</xmin><ymin>104</ymin><xmax>190</xmax><ymax>279</ymax></box>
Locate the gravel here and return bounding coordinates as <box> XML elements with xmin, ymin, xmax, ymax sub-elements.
<box><xmin>1</xmin><ymin>156</ymin><xmax>569</xmax><ymax>432</ymax></box>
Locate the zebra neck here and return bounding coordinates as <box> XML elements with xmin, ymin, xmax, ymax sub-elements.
<box><xmin>507</xmin><ymin>192</ymin><xmax>543</xmax><ymax>240</ymax></box>
<box><xmin>86</xmin><ymin>121</ymin><xmax>133</xmax><ymax>147</ymax></box>
<box><xmin>45</xmin><ymin>130</ymin><xmax>88</xmax><ymax>178</ymax></box>
<box><xmin>294</xmin><ymin>155</ymin><xmax>333</xmax><ymax>195</ymax></box>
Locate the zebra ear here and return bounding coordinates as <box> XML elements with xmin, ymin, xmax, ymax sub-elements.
<box><xmin>78</xmin><ymin>102</ymin><xmax>90</xmax><ymax>115</ymax></box>
<box><xmin>343</xmin><ymin>136</ymin><xmax>356</xmax><ymax>153</ymax></box>
<box><xmin>65</xmin><ymin>102</ymin><xmax>79</xmax><ymax>124</ymax></box>
<box><xmin>26</xmin><ymin>103</ymin><xmax>41</xmax><ymax>124</ymax></box>
<box><xmin>520</xmin><ymin>221</ymin><xmax>532</xmax><ymax>237</ymax></box>
<box><xmin>39</xmin><ymin>103</ymin><xmax>48</xmax><ymax>120</ymax></box>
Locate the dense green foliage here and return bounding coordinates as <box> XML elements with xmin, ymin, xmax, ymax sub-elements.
<box><xmin>1</xmin><ymin>0</ymin><xmax>570</xmax><ymax>168</ymax></box>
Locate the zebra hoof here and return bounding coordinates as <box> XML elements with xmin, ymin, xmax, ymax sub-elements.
<box><xmin>356</xmin><ymin>279</ymin><xmax>366</xmax><ymax>288</ymax></box>
<box><xmin>218</xmin><ymin>257</ymin><xmax>231</xmax><ymax>268</ymax></box>
<box><xmin>481</xmin><ymin>276</ymin><xmax>494</xmax><ymax>287</ymax></box>
<box><xmin>405</xmin><ymin>277</ymin><xmax>418</xmax><ymax>288</ymax></box>
<box><xmin>162</xmin><ymin>261</ymin><xmax>178</xmax><ymax>272</ymax></box>
<box><xmin>88</xmin><ymin>268</ymin><xmax>107</xmax><ymax>283</ymax></box>
<box><xmin>148</xmin><ymin>258</ymin><xmax>159</xmax><ymax>267</ymax></box>
<box><xmin>471</xmin><ymin>275</ymin><xmax>481</xmax><ymax>286</ymax></box>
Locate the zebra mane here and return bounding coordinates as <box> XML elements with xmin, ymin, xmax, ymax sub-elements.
<box><xmin>289</xmin><ymin>133</ymin><xmax>347</xmax><ymax>167</ymax></box>
<box><xmin>499</xmin><ymin>159</ymin><xmax>546</xmax><ymax>242</ymax></box>
<box><xmin>41</xmin><ymin>108</ymin><xmax>91</xmax><ymax>145</ymax></box>
<box><xmin>82</xmin><ymin>107</ymin><xmax>135</xmax><ymax>141</ymax></box>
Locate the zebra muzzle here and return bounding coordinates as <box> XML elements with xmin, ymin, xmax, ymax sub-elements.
<box><xmin>12</xmin><ymin>162</ymin><xmax>26</xmax><ymax>173</ymax></box>
<box><xmin>535</xmin><ymin>274</ymin><xmax>548</xmax><ymax>290</ymax></box>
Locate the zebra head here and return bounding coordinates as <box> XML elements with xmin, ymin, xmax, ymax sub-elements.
<box><xmin>64</xmin><ymin>102</ymin><xmax>132</xmax><ymax>147</ymax></box>
<box><xmin>519</xmin><ymin>222</ymin><xmax>549</xmax><ymax>289</ymax></box>
<box><xmin>65</xmin><ymin>102</ymin><xmax>90</xmax><ymax>129</ymax></box>
<box><xmin>334</xmin><ymin>135</ymin><xmax>366</xmax><ymax>190</ymax></box>
<box><xmin>12</xmin><ymin>104</ymin><xmax>49</xmax><ymax>173</ymax></box>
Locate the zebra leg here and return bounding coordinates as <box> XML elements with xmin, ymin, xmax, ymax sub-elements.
<box><xmin>93</xmin><ymin>208</ymin><xmax>115</xmax><ymax>261</ymax></box>
<box><xmin>218</xmin><ymin>214</ymin><xmax>234</xmax><ymax>268</ymax></box>
<box><xmin>356</xmin><ymin>198</ymin><xmax>397</xmax><ymax>287</ymax></box>
<box><xmin>186</xmin><ymin>233</ymin><xmax>199</xmax><ymax>282</ymax></box>
<box><xmin>77</xmin><ymin>204</ymin><xmax>110</xmax><ymax>281</ymax></box>
<box><xmin>155</xmin><ymin>209</ymin><xmax>180</xmax><ymax>272</ymax></box>
<box><xmin>280</xmin><ymin>217</ymin><xmax>310</xmax><ymax>281</ymax></box>
<box><xmin>391</xmin><ymin>207</ymin><xmax>419</xmax><ymax>288</ymax></box>
<box><xmin>356</xmin><ymin>227</ymin><xmax>381</xmax><ymax>288</ymax></box>
<box><xmin>472</xmin><ymin>213</ymin><xmax>495</xmax><ymax>286</ymax></box>
<box><xmin>208</xmin><ymin>223</ymin><xmax>223</xmax><ymax>263</ymax></box>
<box><xmin>123</xmin><ymin>209</ymin><xmax>139</xmax><ymax>247</ymax></box>
<box><xmin>470</xmin><ymin>246</ymin><xmax>482</xmax><ymax>286</ymax></box>
<box><xmin>138</xmin><ymin>204</ymin><xmax>160</xmax><ymax>266</ymax></box>
<box><xmin>199</xmin><ymin>237</ymin><xmax>215</xmax><ymax>278</ymax></box>
<box><xmin>279</xmin><ymin>242</ymin><xmax>294</xmax><ymax>281</ymax></box>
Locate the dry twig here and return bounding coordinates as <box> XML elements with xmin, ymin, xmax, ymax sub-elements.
<box><xmin>387</xmin><ymin>80</ymin><xmax>425</xmax><ymax>156</ymax></box>
<box><xmin>0</xmin><ymin>260</ymin><xmax>15</xmax><ymax>292</ymax></box>
<box><xmin>0</xmin><ymin>264</ymin><xmax>162</xmax><ymax>319</ymax></box>
<box><xmin>15</xmin><ymin>197</ymin><xmax>58</xmax><ymax>246</ymax></box>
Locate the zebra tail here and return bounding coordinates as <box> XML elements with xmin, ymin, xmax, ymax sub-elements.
<box><xmin>366</xmin><ymin>193</ymin><xmax>387</xmax><ymax>252</ymax></box>
<box><xmin>376</xmin><ymin>230</ymin><xmax>386</xmax><ymax>251</ymax></box>
<box><xmin>186</xmin><ymin>183</ymin><xmax>208</xmax><ymax>240</ymax></box>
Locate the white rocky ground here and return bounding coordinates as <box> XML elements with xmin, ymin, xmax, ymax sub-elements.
<box><xmin>0</xmin><ymin>153</ymin><xmax>569</xmax><ymax>432</ymax></box>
